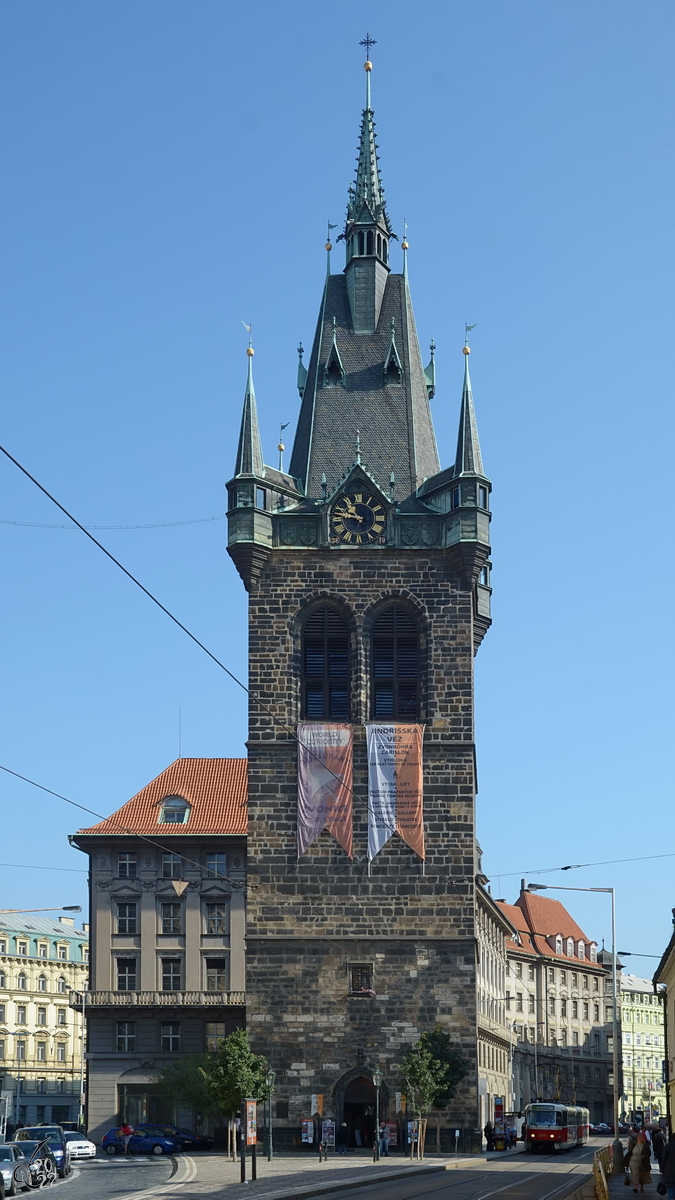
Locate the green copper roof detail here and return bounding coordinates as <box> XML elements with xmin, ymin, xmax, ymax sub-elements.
<box><xmin>234</xmin><ymin>338</ymin><xmax>264</xmax><ymax>478</ymax></box>
<box><xmin>343</xmin><ymin>62</ymin><xmax>393</xmax><ymax>238</ymax></box>
<box><xmin>454</xmin><ymin>347</ymin><xmax>484</xmax><ymax>477</ymax></box>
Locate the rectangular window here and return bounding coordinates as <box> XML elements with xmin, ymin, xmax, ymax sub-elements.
<box><xmin>560</xmin><ymin>971</ymin><xmax>567</xmax><ymax>985</ymax></box>
<box><xmin>161</xmin><ymin>1022</ymin><xmax>181</xmax><ymax>1052</ymax></box>
<box><xmin>561</xmin><ymin>1029</ymin><xmax>567</xmax><ymax>1047</ymax></box>
<box><xmin>529</xmin><ymin>995</ymin><xmax>535</xmax><ymax>1013</ymax></box>
<box><xmin>161</xmin><ymin>958</ymin><xmax>181</xmax><ymax>991</ymax></box>
<box><xmin>17</xmin><ymin>942</ymin><xmax>27</xmax><ymax>956</ymax></box>
<box><xmin>57</xmin><ymin>1008</ymin><xmax>66</xmax><ymax>1026</ymax></box>
<box><xmin>116</xmin><ymin>958</ymin><xmax>137</xmax><ymax>991</ymax></box>
<box><xmin>161</xmin><ymin>903</ymin><xmax>182</xmax><ymax>934</ymax></box>
<box><xmin>0</xmin><ymin>1041</ymin><xmax>5</xmax><ymax>1059</ymax></box>
<box><xmin>573</xmin><ymin>1031</ymin><xmax>579</xmax><ymax>1046</ymax></box>
<box><xmin>516</xmin><ymin>993</ymin><xmax>523</xmax><ymax>1012</ymax></box>
<box><xmin>58</xmin><ymin>945</ymin><xmax>67</xmax><ymax>960</ymax></box>
<box><xmin>506</xmin><ymin>991</ymin><xmax>511</xmax><ymax>1011</ymax></box>
<box><xmin>583</xmin><ymin>1002</ymin><xmax>589</xmax><ymax>1020</ymax></box>
<box><xmin>349</xmin><ymin>964</ymin><xmax>373</xmax><ymax>993</ymax></box>
<box><xmin>37</xmin><ymin>1007</ymin><xmax>47</xmax><ymax>1025</ymax></box>
<box><xmin>39</xmin><ymin>944</ymin><xmax>48</xmax><ymax>958</ymax></box>
<box><xmin>17</xmin><ymin>1006</ymin><xmax>26</xmax><ymax>1024</ymax></box>
<box><xmin>528</xmin><ymin>964</ymin><xmax>535</xmax><ymax>981</ymax></box>
<box><xmin>256</xmin><ymin>487</ymin><xmax>266</xmax><ymax>510</ymax></box>
<box><xmin>451</xmin><ymin>487</ymin><xmax>460</xmax><ymax>509</ymax></box>
<box><xmin>117</xmin><ymin>903</ymin><xmax>137</xmax><ymax>934</ymax></box>
<box><xmin>17</xmin><ymin>1041</ymin><xmax>26</xmax><ymax>1061</ymax></box>
<box><xmin>479</xmin><ymin>485</ymin><xmax>488</xmax><ymax>508</ymax></box>
<box><xmin>37</xmin><ymin>1042</ymin><xmax>46</xmax><ymax>1061</ymax></box>
<box><xmin>205</xmin><ymin>958</ymin><xmax>228</xmax><ymax>992</ymax></box>
<box><xmin>56</xmin><ymin>1042</ymin><xmax>66</xmax><ymax>1062</ymax></box>
<box><xmin>593</xmin><ymin>1033</ymin><xmax>600</xmax><ymax>1053</ymax></box>
<box><xmin>593</xmin><ymin>977</ymin><xmax>599</xmax><ymax>991</ymax></box>
<box><xmin>36</xmin><ymin>1079</ymin><xmax>46</xmax><ymax>1094</ymax></box>
<box><xmin>572</xmin><ymin>972</ymin><xmax>578</xmax><ymax>987</ymax></box>
<box><xmin>205</xmin><ymin>903</ymin><xmax>227</xmax><ymax>934</ymax></box>
<box><xmin>606</xmin><ymin>1006</ymin><xmax>614</xmax><ymax>1021</ymax></box>
<box><xmin>572</xmin><ymin>1000</ymin><xmax>578</xmax><ymax>1018</ymax></box>
<box><xmin>594</xmin><ymin>1003</ymin><xmax>600</xmax><ymax>1021</ymax></box>
<box><xmin>561</xmin><ymin>999</ymin><xmax>567</xmax><ymax>1017</ymax></box>
<box><xmin>549</xmin><ymin>997</ymin><xmax>556</xmax><ymax>1015</ymax></box>
<box><xmin>117</xmin><ymin>853</ymin><xmax>137</xmax><ymax>878</ymax></box>
<box><xmin>205</xmin><ymin>853</ymin><xmax>226</xmax><ymax>879</ymax></box>
<box><xmin>549</xmin><ymin>968</ymin><xmax>555</xmax><ymax>982</ymax></box>
<box><xmin>0</xmin><ymin>940</ymin><xmax>5</xmax><ymax>953</ymax></box>
<box><xmin>607</xmin><ymin>1036</ymin><xmax>614</xmax><ymax>1052</ymax></box>
<box><xmin>162</xmin><ymin>853</ymin><xmax>182</xmax><ymax>879</ymax></box>
<box><xmin>0</xmin><ymin>1005</ymin><xmax>4</xmax><ymax>1022</ymax></box>
<box><xmin>117</xmin><ymin>1021</ymin><xmax>136</xmax><ymax>1052</ymax></box>
<box><xmin>206</xmin><ymin>1022</ymin><xmax>226</xmax><ymax>1052</ymax></box>
<box><xmin>516</xmin><ymin>962</ymin><xmax>522</xmax><ymax>978</ymax></box>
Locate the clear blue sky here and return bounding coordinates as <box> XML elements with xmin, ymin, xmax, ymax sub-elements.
<box><xmin>1</xmin><ymin>1</ymin><xmax>673</xmax><ymax>965</ymax></box>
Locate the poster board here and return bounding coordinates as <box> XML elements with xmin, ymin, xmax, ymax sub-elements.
<box><xmin>245</xmin><ymin>1100</ymin><xmax>257</xmax><ymax>1146</ymax></box>
<box><xmin>301</xmin><ymin>1119</ymin><xmax>314</xmax><ymax>1143</ymax></box>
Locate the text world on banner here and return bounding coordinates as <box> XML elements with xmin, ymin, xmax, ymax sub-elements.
<box><xmin>366</xmin><ymin>724</ymin><xmax>424</xmax><ymax>861</ymax></box>
<box><xmin>297</xmin><ymin>722</ymin><xmax>353</xmax><ymax>858</ymax></box>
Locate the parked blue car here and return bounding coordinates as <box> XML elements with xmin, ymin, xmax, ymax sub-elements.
<box><xmin>101</xmin><ymin>1128</ymin><xmax>179</xmax><ymax>1156</ymax></box>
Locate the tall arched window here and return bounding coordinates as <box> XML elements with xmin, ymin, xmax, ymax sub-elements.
<box><xmin>302</xmin><ymin>606</ymin><xmax>350</xmax><ymax>720</ymax></box>
<box><xmin>38</xmin><ymin>974</ymin><xmax>47</xmax><ymax>992</ymax></box>
<box><xmin>357</xmin><ymin>231</ymin><xmax>365</xmax><ymax>255</ymax></box>
<box><xmin>17</xmin><ymin>972</ymin><xmax>27</xmax><ymax>991</ymax></box>
<box><xmin>371</xmin><ymin>605</ymin><xmax>420</xmax><ymax>718</ymax></box>
<box><xmin>366</xmin><ymin>230</ymin><xmax>374</xmax><ymax>255</ymax></box>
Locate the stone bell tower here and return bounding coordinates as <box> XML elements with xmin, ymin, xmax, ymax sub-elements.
<box><xmin>226</xmin><ymin>49</ymin><xmax>492</xmax><ymax>1149</ymax></box>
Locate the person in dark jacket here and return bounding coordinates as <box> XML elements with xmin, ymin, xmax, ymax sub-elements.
<box><xmin>652</xmin><ymin>1129</ymin><xmax>666</xmax><ymax>1170</ymax></box>
<box><xmin>660</xmin><ymin>1132</ymin><xmax>675</xmax><ymax>1200</ymax></box>
<box><xmin>336</xmin><ymin>1123</ymin><xmax>349</xmax><ymax>1155</ymax></box>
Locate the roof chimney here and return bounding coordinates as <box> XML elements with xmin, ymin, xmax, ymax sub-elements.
<box><xmin>521</xmin><ymin>878</ymin><xmax>528</xmax><ymax>893</ymax></box>
<box><xmin>59</xmin><ymin>916</ymin><xmax>75</xmax><ymax>927</ymax></box>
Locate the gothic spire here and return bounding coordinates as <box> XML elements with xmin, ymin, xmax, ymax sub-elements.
<box><xmin>343</xmin><ymin>57</ymin><xmax>393</xmax><ymax>238</ymax></box>
<box><xmin>234</xmin><ymin>333</ymin><xmax>264</xmax><ymax>477</ymax></box>
<box><xmin>454</xmin><ymin>343</ymin><xmax>484</xmax><ymax>476</ymax></box>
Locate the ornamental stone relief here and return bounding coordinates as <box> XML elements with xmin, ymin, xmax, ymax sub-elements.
<box><xmin>400</xmin><ymin>521</ymin><xmax>438</xmax><ymax>546</ymax></box>
<box><xmin>278</xmin><ymin>521</ymin><xmax>317</xmax><ymax>546</ymax></box>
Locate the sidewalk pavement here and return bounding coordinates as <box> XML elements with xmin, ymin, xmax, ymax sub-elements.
<box><xmin>137</xmin><ymin>1151</ymin><xmax>453</xmax><ymax>1200</ymax></box>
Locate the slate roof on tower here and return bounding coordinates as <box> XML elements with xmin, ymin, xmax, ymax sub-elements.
<box><xmin>290</xmin><ymin>274</ymin><xmax>440</xmax><ymax>498</ymax></box>
<box><xmin>75</xmin><ymin>758</ymin><xmax>247</xmax><ymax>836</ymax></box>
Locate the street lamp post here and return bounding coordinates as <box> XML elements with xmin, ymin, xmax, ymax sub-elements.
<box><xmin>265</xmin><ymin>1070</ymin><xmax>276</xmax><ymax>1162</ymax></box>
<box><xmin>372</xmin><ymin>1069</ymin><xmax>383</xmax><ymax>1162</ymax></box>
<box><xmin>527</xmin><ymin>884</ymin><xmax>622</xmax><ymax>1173</ymax></box>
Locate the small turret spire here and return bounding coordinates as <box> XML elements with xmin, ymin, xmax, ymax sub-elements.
<box><xmin>234</xmin><ymin>326</ymin><xmax>264</xmax><ymax>477</ymax></box>
<box><xmin>402</xmin><ymin>218</ymin><xmax>409</xmax><ymax>279</ymax></box>
<box><xmin>454</xmin><ymin>329</ymin><xmax>484</xmax><ymax>476</ymax></box>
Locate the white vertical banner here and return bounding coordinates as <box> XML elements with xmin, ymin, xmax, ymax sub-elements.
<box><xmin>367</xmin><ymin>724</ymin><xmax>397</xmax><ymax>861</ymax></box>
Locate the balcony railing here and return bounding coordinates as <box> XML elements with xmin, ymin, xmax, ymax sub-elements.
<box><xmin>69</xmin><ymin>989</ymin><xmax>245</xmax><ymax>1009</ymax></box>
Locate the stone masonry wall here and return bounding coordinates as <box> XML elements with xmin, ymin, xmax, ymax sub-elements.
<box><xmin>245</xmin><ymin>547</ymin><xmax>481</xmax><ymax>1136</ymax></box>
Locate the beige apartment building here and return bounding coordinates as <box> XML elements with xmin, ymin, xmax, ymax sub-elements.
<box><xmin>70</xmin><ymin>758</ymin><xmax>247</xmax><ymax>1141</ymax></box>
<box><xmin>620</xmin><ymin>974</ymin><xmax>665</xmax><ymax>1123</ymax></box>
<box><xmin>497</xmin><ymin>883</ymin><xmax>616</xmax><ymax>1123</ymax></box>
<box><xmin>0</xmin><ymin>914</ymin><xmax>88</xmax><ymax>1129</ymax></box>
<box><xmin>476</xmin><ymin>859</ymin><xmax>515</xmax><ymax>1131</ymax></box>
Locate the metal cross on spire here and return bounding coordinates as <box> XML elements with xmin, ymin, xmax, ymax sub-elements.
<box><xmin>359</xmin><ymin>33</ymin><xmax>376</xmax><ymax>59</ymax></box>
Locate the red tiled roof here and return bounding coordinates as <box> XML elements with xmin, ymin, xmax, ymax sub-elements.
<box><xmin>76</xmin><ymin>758</ymin><xmax>247</xmax><ymax>837</ymax></box>
<box><xmin>517</xmin><ymin>892</ymin><xmax>591</xmax><ymax>944</ymax></box>
<box><xmin>496</xmin><ymin>892</ymin><xmax>601</xmax><ymax>968</ymax></box>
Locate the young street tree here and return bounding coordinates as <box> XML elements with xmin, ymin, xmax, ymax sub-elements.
<box><xmin>202</xmin><ymin>1028</ymin><xmax>268</xmax><ymax>1119</ymax></box>
<box><xmin>400</xmin><ymin>1027</ymin><xmax>469</xmax><ymax>1154</ymax></box>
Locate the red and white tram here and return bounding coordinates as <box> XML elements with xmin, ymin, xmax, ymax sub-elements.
<box><xmin>523</xmin><ymin>1103</ymin><xmax>590</xmax><ymax>1151</ymax></box>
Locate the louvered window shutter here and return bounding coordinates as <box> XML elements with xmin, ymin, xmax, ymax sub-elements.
<box><xmin>302</xmin><ymin>606</ymin><xmax>350</xmax><ymax>720</ymax></box>
<box><xmin>372</xmin><ymin>606</ymin><xmax>420</xmax><ymax>719</ymax></box>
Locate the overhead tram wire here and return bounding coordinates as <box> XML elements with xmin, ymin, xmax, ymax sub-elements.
<box><xmin>0</xmin><ymin>442</ymin><xmax>468</xmax><ymax>905</ymax></box>
<box><xmin>1</xmin><ymin>515</ymin><xmax>226</xmax><ymax>530</ymax></box>
<box><xmin>498</xmin><ymin>851</ymin><xmax>675</xmax><ymax>880</ymax></box>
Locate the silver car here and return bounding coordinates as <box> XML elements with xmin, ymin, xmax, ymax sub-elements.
<box><xmin>0</xmin><ymin>1143</ymin><xmax>29</xmax><ymax>1197</ymax></box>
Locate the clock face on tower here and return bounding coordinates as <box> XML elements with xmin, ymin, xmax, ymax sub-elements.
<box><xmin>330</xmin><ymin>491</ymin><xmax>387</xmax><ymax>545</ymax></box>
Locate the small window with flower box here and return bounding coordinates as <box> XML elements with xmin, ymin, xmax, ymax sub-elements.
<box><xmin>349</xmin><ymin>964</ymin><xmax>373</xmax><ymax>995</ymax></box>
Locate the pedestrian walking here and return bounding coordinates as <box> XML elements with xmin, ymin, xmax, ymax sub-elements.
<box><xmin>660</xmin><ymin>1132</ymin><xmax>675</xmax><ymax>1199</ymax></box>
<box><xmin>627</xmin><ymin>1131</ymin><xmax>652</xmax><ymax>1193</ymax></box>
<box><xmin>120</xmin><ymin>1123</ymin><xmax>135</xmax><ymax>1154</ymax></box>
<box><xmin>484</xmin><ymin>1121</ymin><xmax>495</xmax><ymax>1152</ymax></box>
<box><xmin>336</xmin><ymin>1123</ymin><xmax>349</xmax><ymax>1155</ymax></box>
<box><xmin>653</xmin><ymin>1128</ymin><xmax>666</xmax><ymax>1170</ymax></box>
<box><xmin>379</xmin><ymin>1123</ymin><xmax>389</xmax><ymax>1158</ymax></box>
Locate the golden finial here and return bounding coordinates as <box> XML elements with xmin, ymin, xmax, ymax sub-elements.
<box><xmin>364</xmin><ymin>60</ymin><xmax>372</xmax><ymax>71</ymax></box>
<box><xmin>242</xmin><ymin>320</ymin><xmax>254</xmax><ymax>355</ymax></box>
<box><xmin>462</xmin><ymin>345</ymin><xmax>470</xmax><ymax>355</ymax></box>
<box><xmin>246</xmin><ymin>346</ymin><xmax>254</xmax><ymax>357</ymax></box>
<box><xmin>325</xmin><ymin>242</ymin><xmax>332</xmax><ymax>252</ymax></box>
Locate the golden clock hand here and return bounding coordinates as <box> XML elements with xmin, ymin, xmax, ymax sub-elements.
<box><xmin>341</xmin><ymin>501</ymin><xmax>363</xmax><ymax>521</ymax></box>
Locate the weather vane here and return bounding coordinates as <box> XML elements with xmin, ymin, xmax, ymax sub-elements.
<box><xmin>360</xmin><ymin>33</ymin><xmax>376</xmax><ymax>59</ymax></box>
<box><xmin>465</xmin><ymin>322</ymin><xmax>477</xmax><ymax>345</ymax></box>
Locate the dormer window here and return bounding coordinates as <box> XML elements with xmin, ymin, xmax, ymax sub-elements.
<box><xmin>590</xmin><ymin>944</ymin><xmax>597</xmax><ymax>963</ymax></box>
<box><xmin>555</xmin><ymin>935</ymin><xmax>563</xmax><ymax>955</ymax></box>
<box><xmin>567</xmin><ymin>937</ymin><xmax>574</xmax><ymax>957</ymax></box>
<box><xmin>160</xmin><ymin>796</ymin><xmax>191</xmax><ymax>825</ymax></box>
<box><xmin>578</xmin><ymin>940</ymin><xmax>585</xmax><ymax>960</ymax></box>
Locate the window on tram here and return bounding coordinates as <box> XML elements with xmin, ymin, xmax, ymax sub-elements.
<box><xmin>528</xmin><ymin>1107</ymin><xmax>564</xmax><ymax>1127</ymax></box>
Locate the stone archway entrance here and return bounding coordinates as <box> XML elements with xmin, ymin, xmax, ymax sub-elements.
<box><xmin>344</xmin><ymin>1075</ymin><xmax>376</xmax><ymax>1149</ymax></box>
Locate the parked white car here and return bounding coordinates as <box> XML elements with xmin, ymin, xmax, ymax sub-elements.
<box><xmin>64</xmin><ymin>1131</ymin><xmax>97</xmax><ymax>1159</ymax></box>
